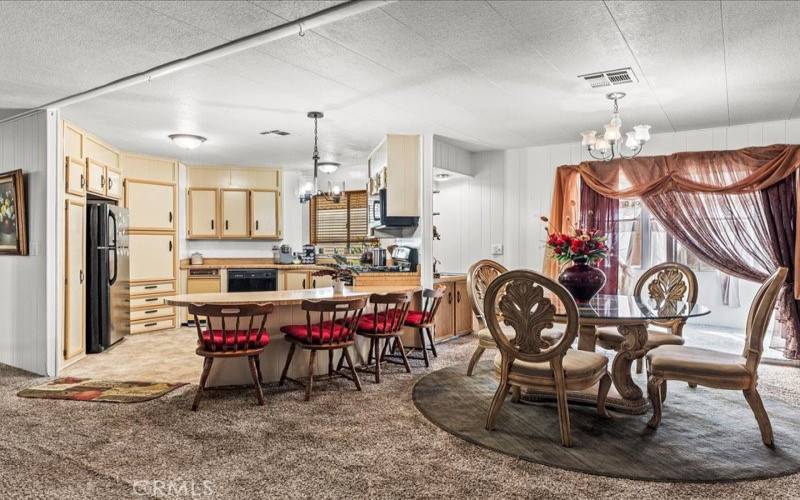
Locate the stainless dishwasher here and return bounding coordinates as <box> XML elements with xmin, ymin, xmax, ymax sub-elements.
<box><xmin>227</xmin><ymin>269</ymin><xmax>278</xmax><ymax>292</ymax></box>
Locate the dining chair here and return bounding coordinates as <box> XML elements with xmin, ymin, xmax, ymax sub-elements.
<box><xmin>390</xmin><ymin>286</ymin><xmax>446</xmax><ymax>367</ymax></box>
<box><xmin>189</xmin><ymin>302</ymin><xmax>274</xmax><ymax>411</ymax></box>
<box><xmin>466</xmin><ymin>259</ymin><xmax>509</xmax><ymax>376</ymax></box>
<box><xmin>645</xmin><ymin>266</ymin><xmax>787</xmax><ymax>447</ymax></box>
<box><xmin>484</xmin><ymin>269</ymin><xmax>612</xmax><ymax>447</ymax></box>
<box><xmin>596</xmin><ymin>262</ymin><xmax>698</xmax><ymax>374</ymax></box>
<box><xmin>279</xmin><ymin>296</ymin><xmax>367</xmax><ymax>401</ymax></box>
<box><xmin>356</xmin><ymin>292</ymin><xmax>413</xmax><ymax>383</ymax></box>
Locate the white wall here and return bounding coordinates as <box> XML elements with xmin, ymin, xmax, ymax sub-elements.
<box><xmin>435</xmin><ymin>118</ymin><xmax>800</xmax><ymax>329</ymax></box>
<box><xmin>0</xmin><ymin>110</ymin><xmax>58</xmax><ymax>375</ymax></box>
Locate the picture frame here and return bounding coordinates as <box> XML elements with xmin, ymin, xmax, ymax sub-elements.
<box><xmin>0</xmin><ymin>169</ymin><xmax>28</xmax><ymax>256</ymax></box>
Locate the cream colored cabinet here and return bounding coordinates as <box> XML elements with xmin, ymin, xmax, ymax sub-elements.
<box><xmin>250</xmin><ymin>189</ymin><xmax>280</xmax><ymax>239</ymax></box>
<box><xmin>106</xmin><ymin>167</ymin><xmax>122</xmax><ymax>200</ymax></box>
<box><xmin>87</xmin><ymin>158</ymin><xmax>107</xmax><ymax>196</ymax></box>
<box><xmin>188</xmin><ymin>188</ymin><xmax>218</xmax><ymax>238</ymax></box>
<box><xmin>221</xmin><ymin>189</ymin><xmax>249</xmax><ymax>238</ymax></box>
<box><xmin>64</xmin><ymin>199</ymin><xmax>85</xmax><ymax>360</ymax></box>
<box><xmin>283</xmin><ymin>271</ymin><xmax>309</xmax><ymax>290</ymax></box>
<box><xmin>124</xmin><ymin>179</ymin><xmax>175</xmax><ymax>231</ymax></box>
<box><xmin>128</xmin><ymin>233</ymin><xmax>176</xmax><ymax>282</ymax></box>
<box><xmin>65</xmin><ymin>156</ymin><xmax>86</xmax><ymax>196</ymax></box>
<box><xmin>311</xmin><ymin>274</ymin><xmax>333</xmax><ymax>288</ymax></box>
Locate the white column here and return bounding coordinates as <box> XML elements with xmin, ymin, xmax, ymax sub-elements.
<box><xmin>420</xmin><ymin>133</ymin><xmax>434</xmax><ymax>289</ymax></box>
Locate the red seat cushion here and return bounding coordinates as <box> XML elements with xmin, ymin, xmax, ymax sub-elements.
<box><xmin>357</xmin><ymin>312</ymin><xmax>408</xmax><ymax>333</ymax></box>
<box><xmin>200</xmin><ymin>329</ymin><xmax>270</xmax><ymax>349</ymax></box>
<box><xmin>280</xmin><ymin>322</ymin><xmax>350</xmax><ymax>343</ymax></box>
<box><xmin>403</xmin><ymin>310</ymin><xmax>426</xmax><ymax>327</ymax></box>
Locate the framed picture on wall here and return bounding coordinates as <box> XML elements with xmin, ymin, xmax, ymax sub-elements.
<box><xmin>0</xmin><ymin>169</ymin><xmax>28</xmax><ymax>255</ymax></box>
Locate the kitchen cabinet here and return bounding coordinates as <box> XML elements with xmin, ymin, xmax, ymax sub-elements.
<box><xmin>283</xmin><ymin>271</ymin><xmax>309</xmax><ymax>290</ymax></box>
<box><xmin>86</xmin><ymin>157</ymin><xmax>107</xmax><ymax>196</ymax></box>
<box><xmin>311</xmin><ymin>274</ymin><xmax>333</xmax><ymax>288</ymax></box>
<box><xmin>128</xmin><ymin>233</ymin><xmax>176</xmax><ymax>282</ymax></box>
<box><xmin>106</xmin><ymin>167</ymin><xmax>122</xmax><ymax>200</ymax></box>
<box><xmin>367</xmin><ymin>134</ymin><xmax>420</xmax><ymax>221</ymax></box>
<box><xmin>65</xmin><ymin>156</ymin><xmax>86</xmax><ymax>196</ymax></box>
<box><xmin>221</xmin><ymin>189</ymin><xmax>249</xmax><ymax>238</ymax></box>
<box><xmin>434</xmin><ymin>282</ymin><xmax>456</xmax><ymax>339</ymax></box>
<box><xmin>124</xmin><ymin>179</ymin><xmax>175</xmax><ymax>231</ymax></box>
<box><xmin>454</xmin><ymin>280</ymin><xmax>472</xmax><ymax>335</ymax></box>
<box><xmin>64</xmin><ymin>199</ymin><xmax>86</xmax><ymax>361</ymax></box>
<box><xmin>187</xmin><ymin>188</ymin><xmax>218</xmax><ymax>238</ymax></box>
<box><xmin>250</xmin><ymin>189</ymin><xmax>280</xmax><ymax>239</ymax></box>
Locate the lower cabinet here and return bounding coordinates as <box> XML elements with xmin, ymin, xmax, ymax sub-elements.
<box><xmin>454</xmin><ymin>280</ymin><xmax>472</xmax><ymax>335</ymax></box>
<box><xmin>432</xmin><ymin>278</ymin><xmax>473</xmax><ymax>340</ymax></box>
<box><xmin>311</xmin><ymin>274</ymin><xmax>333</xmax><ymax>288</ymax></box>
<box><xmin>434</xmin><ymin>283</ymin><xmax>456</xmax><ymax>339</ymax></box>
<box><xmin>283</xmin><ymin>271</ymin><xmax>309</xmax><ymax>290</ymax></box>
<box><xmin>129</xmin><ymin>282</ymin><xmax>176</xmax><ymax>334</ymax></box>
<box><xmin>64</xmin><ymin>199</ymin><xmax>86</xmax><ymax>361</ymax></box>
<box><xmin>128</xmin><ymin>233</ymin><xmax>176</xmax><ymax>282</ymax></box>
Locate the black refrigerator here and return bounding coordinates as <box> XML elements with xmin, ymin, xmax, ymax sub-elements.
<box><xmin>86</xmin><ymin>202</ymin><xmax>130</xmax><ymax>353</ymax></box>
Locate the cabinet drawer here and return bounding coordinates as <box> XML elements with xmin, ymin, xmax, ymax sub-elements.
<box><xmin>131</xmin><ymin>317</ymin><xmax>176</xmax><ymax>334</ymax></box>
<box><xmin>130</xmin><ymin>282</ymin><xmax>175</xmax><ymax>296</ymax></box>
<box><xmin>129</xmin><ymin>295</ymin><xmax>171</xmax><ymax>309</ymax></box>
<box><xmin>130</xmin><ymin>306</ymin><xmax>174</xmax><ymax>322</ymax></box>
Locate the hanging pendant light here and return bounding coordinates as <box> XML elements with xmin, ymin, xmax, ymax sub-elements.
<box><xmin>578</xmin><ymin>92</ymin><xmax>651</xmax><ymax>161</ymax></box>
<box><xmin>299</xmin><ymin>111</ymin><xmax>344</xmax><ymax>203</ymax></box>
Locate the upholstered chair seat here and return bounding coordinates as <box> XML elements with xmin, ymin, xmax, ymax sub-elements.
<box><xmin>647</xmin><ymin>345</ymin><xmax>751</xmax><ymax>388</ymax></box>
<box><xmin>494</xmin><ymin>350</ymin><xmax>608</xmax><ymax>386</ymax></box>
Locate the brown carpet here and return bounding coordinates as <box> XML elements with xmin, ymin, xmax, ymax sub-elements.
<box><xmin>1</xmin><ymin>337</ymin><xmax>800</xmax><ymax>499</ymax></box>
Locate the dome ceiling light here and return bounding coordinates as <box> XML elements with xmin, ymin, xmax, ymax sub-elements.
<box><xmin>168</xmin><ymin>133</ymin><xmax>207</xmax><ymax>150</ymax></box>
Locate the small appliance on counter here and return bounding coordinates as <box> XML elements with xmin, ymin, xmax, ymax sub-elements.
<box><xmin>279</xmin><ymin>244</ymin><xmax>293</xmax><ymax>264</ymax></box>
<box><xmin>392</xmin><ymin>246</ymin><xmax>419</xmax><ymax>272</ymax></box>
<box><xmin>272</xmin><ymin>245</ymin><xmax>281</xmax><ymax>262</ymax></box>
<box><xmin>190</xmin><ymin>252</ymin><xmax>204</xmax><ymax>265</ymax></box>
<box><xmin>301</xmin><ymin>244</ymin><xmax>316</xmax><ymax>264</ymax></box>
<box><xmin>371</xmin><ymin>248</ymin><xmax>387</xmax><ymax>267</ymax></box>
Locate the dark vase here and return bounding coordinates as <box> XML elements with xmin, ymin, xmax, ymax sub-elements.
<box><xmin>558</xmin><ymin>259</ymin><xmax>606</xmax><ymax>303</ymax></box>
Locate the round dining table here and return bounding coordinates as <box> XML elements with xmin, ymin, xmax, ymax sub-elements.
<box><xmin>547</xmin><ymin>294</ymin><xmax>711</xmax><ymax>414</ymax></box>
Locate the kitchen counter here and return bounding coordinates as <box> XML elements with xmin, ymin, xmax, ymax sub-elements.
<box><xmin>166</xmin><ymin>285</ymin><xmax>421</xmax><ymax>307</ymax></box>
<box><xmin>181</xmin><ymin>262</ymin><xmax>331</xmax><ymax>271</ymax></box>
<box><xmin>434</xmin><ymin>274</ymin><xmax>466</xmax><ymax>283</ymax></box>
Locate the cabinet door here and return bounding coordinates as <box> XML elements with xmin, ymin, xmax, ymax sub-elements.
<box><xmin>64</xmin><ymin>199</ymin><xmax>85</xmax><ymax>360</ymax></box>
<box><xmin>86</xmin><ymin>158</ymin><xmax>106</xmax><ymax>195</ymax></box>
<box><xmin>106</xmin><ymin>168</ymin><xmax>122</xmax><ymax>200</ymax></box>
<box><xmin>221</xmin><ymin>189</ymin><xmax>249</xmax><ymax>238</ymax></box>
<box><xmin>284</xmin><ymin>271</ymin><xmax>309</xmax><ymax>290</ymax></box>
<box><xmin>311</xmin><ymin>274</ymin><xmax>333</xmax><ymax>288</ymax></box>
<box><xmin>250</xmin><ymin>189</ymin><xmax>280</xmax><ymax>238</ymax></box>
<box><xmin>454</xmin><ymin>280</ymin><xmax>472</xmax><ymax>334</ymax></box>
<box><xmin>129</xmin><ymin>233</ymin><xmax>175</xmax><ymax>282</ymax></box>
<box><xmin>124</xmin><ymin>180</ymin><xmax>175</xmax><ymax>231</ymax></box>
<box><xmin>434</xmin><ymin>283</ymin><xmax>455</xmax><ymax>339</ymax></box>
<box><xmin>65</xmin><ymin>156</ymin><xmax>86</xmax><ymax>196</ymax></box>
<box><xmin>188</xmin><ymin>189</ymin><xmax>218</xmax><ymax>238</ymax></box>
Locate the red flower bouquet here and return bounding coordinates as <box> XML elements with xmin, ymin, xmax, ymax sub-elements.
<box><xmin>544</xmin><ymin>226</ymin><xmax>608</xmax><ymax>265</ymax></box>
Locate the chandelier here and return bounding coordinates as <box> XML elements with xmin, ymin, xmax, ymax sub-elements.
<box><xmin>299</xmin><ymin>111</ymin><xmax>344</xmax><ymax>203</ymax></box>
<box><xmin>580</xmin><ymin>92</ymin><xmax>651</xmax><ymax>161</ymax></box>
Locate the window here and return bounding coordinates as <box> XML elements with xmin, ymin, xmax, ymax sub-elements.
<box><xmin>309</xmin><ymin>190</ymin><xmax>368</xmax><ymax>247</ymax></box>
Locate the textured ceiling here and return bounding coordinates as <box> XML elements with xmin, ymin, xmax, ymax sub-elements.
<box><xmin>3</xmin><ymin>0</ymin><xmax>800</xmax><ymax>169</ymax></box>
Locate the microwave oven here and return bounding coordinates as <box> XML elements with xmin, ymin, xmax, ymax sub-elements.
<box><xmin>369</xmin><ymin>188</ymin><xmax>418</xmax><ymax>229</ymax></box>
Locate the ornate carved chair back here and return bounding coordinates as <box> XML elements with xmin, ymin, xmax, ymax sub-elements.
<box><xmin>483</xmin><ymin>270</ymin><xmax>579</xmax><ymax>365</ymax></box>
<box><xmin>189</xmin><ymin>303</ymin><xmax>274</xmax><ymax>352</ymax></box>
<box><xmin>301</xmin><ymin>297</ymin><xmax>368</xmax><ymax>345</ymax></box>
<box><xmin>634</xmin><ymin>262</ymin><xmax>698</xmax><ymax>333</ymax></box>
<box><xmin>742</xmin><ymin>267</ymin><xmax>788</xmax><ymax>373</ymax></box>
<box><xmin>418</xmin><ymin>286</ymin><xmax>447</xmax><ymax>327</ymax></box>
<box><xmin>467</xmin><ymin>259</ymin><xmax>508</xmax><ymax>330</ymax></box>
<box><xmin>367</xmin><ymin>292</ymin><xmax>413</xmax><ymax>335</ymax></box>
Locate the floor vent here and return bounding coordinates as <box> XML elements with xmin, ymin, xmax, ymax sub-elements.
<box><xmin>578</xmin><ymin>68</ymin><xmax>637</xmax><ymax>88</ymax></box>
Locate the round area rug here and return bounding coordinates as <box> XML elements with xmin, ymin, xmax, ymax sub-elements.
<box><xmin>413</xmin><ymin>361</ymin><xmax>800</xmax><ymax>482</ymax></box>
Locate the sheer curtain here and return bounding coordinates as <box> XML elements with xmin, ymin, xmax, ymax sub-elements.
<box><xmin>579</xmin><ymin>184</ymin><xmax>619</xmax><ymax>295</ymax></box>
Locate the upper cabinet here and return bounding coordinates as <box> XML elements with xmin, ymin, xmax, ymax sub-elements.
<box><xmin>124</xmin><ymin>179</ymin><xmax>175</xmax><ymax>231</ymax></box>
<box><xmin>65</xmin><ymin>156</ymin><xmax>86</xmax><ymax>197</ymax></box>
<box><xmin>186</xmin><ymin>166</ymin><xmax>282</xmax><ymax>240</ymax></box>
<box><xmin>188</xmin><ymin>188</ymin><xmax>218</xmax><ymax>239</ymax></box>
<box><xmin>369</xmin><ymin>134</ymin><xmax>421</xmax><ymax>219</ymax></box>
<box><xmin>221</xmin><ymin>189</ymin><xmax>249</xmax><ymax>238</ymax></box>
<box><xmin>250</xmin><ymin>189</ymin><xmax>280</xmax><ymax>238</ymax></box>
<box><xmin>85</xmin><ymin>157</ymin><xmax>120</xmax><ymax>200</ymax></box>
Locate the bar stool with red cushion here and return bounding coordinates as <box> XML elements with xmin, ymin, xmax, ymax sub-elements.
<box><xmin>391</xmin><ymin>286</ymin><xmax>446</xmax><ymax>367</ymax></box>
<box><xmin>279</xmin><ymin>296</ymin><xmax>367</xmax><ymax>401</ymax></box>
<box><xmin>356</xmin><ymin>292</ymin><xmax>413</xmax><ymax>383</ymax></box>
<box><xmin>189</xmin><ymin>303</ymin><xmax>273</xmax><ymax>411</ymax></box>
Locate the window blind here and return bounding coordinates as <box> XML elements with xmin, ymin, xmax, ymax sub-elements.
<box><xmin>310</xmin><ymin>190</ymin><xmax>368</xmax><ymax>245</ymax></box>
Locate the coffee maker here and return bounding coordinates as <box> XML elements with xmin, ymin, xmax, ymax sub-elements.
<box><xmin>391</xmin><ymin>246</ymin><xmax>419</xmax><ymax>272</ymax></box>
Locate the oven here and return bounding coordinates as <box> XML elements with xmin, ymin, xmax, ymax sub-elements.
<box><xmin>227</xmin><ymin>269</ymin><xmax>278</xmax><ymax>292</ymax></box>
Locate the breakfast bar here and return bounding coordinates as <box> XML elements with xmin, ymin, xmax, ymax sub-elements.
<box><xmin>166</xmin><ymin>285</ymin><xmax>422</xmax><ymax>387</ymax></box>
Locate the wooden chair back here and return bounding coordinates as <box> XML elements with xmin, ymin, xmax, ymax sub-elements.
<box><xmin>301</xmin><ymin>296</ymin><xmax>368</xmax><ymax>345</ymax></box>
<box><xmin>742</xmin><ymin>267</ymin><xmax>788</xmax><ymax>372</ymax></box>
<box><xmin>634</xmin><ymin>262</ymin><xmax>698</xmax><ymax>330</ymax></box>
<box><xmin>484</xmin><ymin>269</ymin><xmax>579</xmax><ymax>364</ymax></box>
<box><xmin>366</xmin><ymin>292</ymin><xmax>412</xmax><ymax>335</ymax></box>
<box><xmin>467</xmin><ymin>259</ymin><xmax>508</xmax><ymax>330</ymax></box>
<box><xmin>417</xmin><ymin>286</ymin><xmax>447</xmax><ymax>327</ymax></box>
<box><xmin>189</xmin><ymin>303</ymin><xmax>274</xmax><ymax>352</ymax></box>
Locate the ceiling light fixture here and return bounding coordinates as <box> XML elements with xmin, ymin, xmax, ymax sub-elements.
<box><xmin>168</xmin><ymin>133</ymin><xmax>207</xmax><ymax>150</ymax></box>
<box><xmin>317</xmin><ymin>161</ymin><xmax>340</xmax><ymax>174</ymax></box>
<box><xmin>298</xmin><ymin>112</ymin><xmax>344</xmax><ymax>204</ymax></box>
<box><xmin>580</xmin><ymin>92</ymin><xmax>651</xmax><ymax>161</ymax></box>
<box><xmin>434</xmin><ymin>173</ymin><xmax>452</xmax><ymax>181</ymax></box>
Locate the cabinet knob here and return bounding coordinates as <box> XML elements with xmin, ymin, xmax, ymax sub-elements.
<box><xmin>225</xmin><ymin>220</ymin><xmax>229</xmax><ymax>230</ymax></box>
<box><xmin>168</xmin><ymin>240</ymin><xmax>173</xmax><ymax>252</ymax></box>
<box><xmin>100</xmin><ymin>176</ymin><xmax>105</xmax><ymax>188</ymax></box>
<box><xmin>255</xmin><ymin>220</ymin><xmax>259</xmax><ymax>230</ymax></box>
<box><xmin>79</xmin><ymin>270</ymin><xmax>84</xmax><ymax>283</ymax></box>
<box><xmin>456</xmin><ymin>291</ymin><xmax>461</xmax><ymax>303</ymax></box>
<box><xmin>108</xmin><ymin>178</ymin><xmax>113</xmax><ymax>190</ymax></box>
<box><xmin>80</xmin><ymin>174</ymin><xmax>85</xmax><ymax>189</ymax></box>
<box><xmin>168</xmin><ymin>211</ymin><xmax>173</xmax><ymax>223</ymax></box>
<box><xmin>448</xmin><ymin>292</ymin><xmax>452</xmax><ymax>304</ymax></box>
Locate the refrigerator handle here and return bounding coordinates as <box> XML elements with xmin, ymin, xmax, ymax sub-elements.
<box><xmin>108</xmin><ymin>211</ymin><xmax>118</xmax><ymax>249</ymax></box>
<box><xmin>108</xmin><ymin>211</ymin><xmax>119</xmax><ymax>286</ymax></box>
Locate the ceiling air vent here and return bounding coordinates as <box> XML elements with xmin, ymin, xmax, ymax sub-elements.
<box><xmin>578</xmin><ymin>67</ymin><xmax>637</xmax><ymax>88</ymax></box>
<box><xmin>260</xmin><ymin>129</ymin><xmax>290</xmax><ymax>136</ymax></box>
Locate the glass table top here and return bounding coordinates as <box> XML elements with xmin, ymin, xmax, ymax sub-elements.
<box><xmin>553</xmin><ymin>294</ymin><xmax>711</xmax><ymax>321</ymax></box>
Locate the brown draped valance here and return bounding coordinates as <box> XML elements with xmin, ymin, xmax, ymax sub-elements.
<box><xmin>546</xmin><ymin>144</ymin><xmax>800</xmax><ymax>298</ymax></box>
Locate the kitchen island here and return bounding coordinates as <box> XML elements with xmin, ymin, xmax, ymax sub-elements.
<box><xmin>166</xmin><ymin>285</ymin><xmax>421</xmax><ymax>387</ymax></box>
